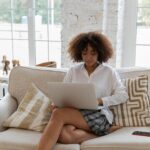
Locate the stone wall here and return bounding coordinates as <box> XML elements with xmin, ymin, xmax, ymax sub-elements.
<box><xmin>61</xmin><ymin>0</ymin><xmax>123</xmax><ymax>68</ymax></box>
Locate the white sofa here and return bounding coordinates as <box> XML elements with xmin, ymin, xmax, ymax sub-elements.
<box><xmin>0</xmin><ymin>66</ymin><xmax>150</xmax><ymax>150</ymax></box>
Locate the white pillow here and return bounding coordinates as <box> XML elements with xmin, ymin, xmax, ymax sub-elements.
<box><xmin>3</xmin><ymin>83</ymin><xmax>52</xmax><ymax>132</ymax></box>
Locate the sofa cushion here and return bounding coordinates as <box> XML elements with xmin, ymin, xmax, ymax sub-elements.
<box><xmin>81</xmin><ymin>127</ymin><xmax>150</xmax><ymax>150</ymax></box>
<box><xmin>111</xmin><ymin>75</ymin><xmax>150</xmax><ymax>126</ymax></box>
<box><xmin>8</xmin><ymin>66</ymin><xmax>150</xmax><ymax>105</ymax></box>
<box><xmin>117</xmin><ymin>67</ymin><xmax>150</xmax><ymax>99</ymax></box>
<box><xmin>8</xmin><ymin>66</ymin><xmax>67</xmax><ymax>104</ymax></box>
<box><xmin>3</xmin><ymin>83</ymin><xmax>52</xmax><ymax>132</ymax></box>
<box><xmin>0</xmin><ymin>128</ymin><xmax>80</xmax><ymax>150</ymax></box>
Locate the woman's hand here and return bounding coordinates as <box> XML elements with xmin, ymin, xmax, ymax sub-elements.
<box><xmin>97</xmin><ymin>98</ymin><xmax>103</xmax><ymax>106</ymax></box>
<box><xmin>49</xmin><ymin>102</ymin><xmax>57</xmax><ymax>111</ymax></box>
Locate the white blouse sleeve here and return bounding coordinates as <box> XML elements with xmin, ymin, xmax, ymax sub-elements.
<box><xmin>101</xmin><ymin>69</ymin><xmax>129</xmax><ymax>107</ymax></box>
<box><xmin>63</xmin><ymin>67</ymin><xmax>73</xmax><ymax>83</ymax></box>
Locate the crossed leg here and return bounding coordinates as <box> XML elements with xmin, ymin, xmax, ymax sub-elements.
<box><xmin>36</xmin><ymin>107</ymin><xmax>121</xmax><ymax>150</ymax></box>
<box><xmin>58</xmin><ymin>125</ymin><xmax>97</xmax><ymax>144</ymax></box>
<box><xmin>36</xmin><ymin>107</ymin><xmax>97</xmax><ymax>150</ymax></box>
<box><xmin>58</xmin><ymin>122</ymin><xmax>121</xmax><ymax>144</ymax></box>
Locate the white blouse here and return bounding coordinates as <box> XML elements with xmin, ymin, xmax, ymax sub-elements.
<box><xmin>63</xmin><ymin>62</ymin><xmax>129</xmax><ymax>124</ymax></box>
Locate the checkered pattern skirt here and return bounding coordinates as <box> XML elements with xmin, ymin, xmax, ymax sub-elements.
<box><xmin>80</xmin><ymin>109</ymin><xmax>112</xmax><ymax>136</ymax></box>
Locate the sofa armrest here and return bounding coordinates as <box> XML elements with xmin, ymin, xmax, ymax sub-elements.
<box><xmin>0</xmin><ymin>93</ymin><xmax>18</xmax><ymax>131</ymax></box>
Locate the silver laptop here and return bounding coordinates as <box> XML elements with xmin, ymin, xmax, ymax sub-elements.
<box><xmin>47</xmin><ymin>82</ymin><xmax>100</xmax><ymax>110</ymax></box>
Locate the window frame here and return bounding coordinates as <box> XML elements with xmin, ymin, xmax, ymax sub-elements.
<box><xmin>28</xmin><ymin>0</ymin><xmax>36</xmax><ymax>65</ymax></box>
<box><xmin>0</xmin><ymin>0</ymin><xmax>61</xmax><ymax>67</ymax></box>
<box><xmin>120</xmin><ymin>0</ymin><xmax>138</xmax><ymax>67</ymax></box>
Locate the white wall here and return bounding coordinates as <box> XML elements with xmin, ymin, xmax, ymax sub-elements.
<box><xmin>61</xmin><ymin>0</ymin><xmax>137</xmax><ymax>68</ymax></box>
<box><xmin>61</xmin><ymin>0</ymin><xmax>120</xmax><ymax>68</ymax></box>
<box><xmin>61</xmin><ymin>0</ymin><xmax>104</xmax><ymax>67</ymax></box>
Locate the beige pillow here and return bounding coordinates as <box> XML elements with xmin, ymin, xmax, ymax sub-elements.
<box><xmin>3</xmin><ymin>83</ymin><xmax>52</xmax><ymax>132</ymax></box>
<box><xmin>110</xmin><ymin>75</ymin><xmax>150</xmax><ymax>126</ymax></box>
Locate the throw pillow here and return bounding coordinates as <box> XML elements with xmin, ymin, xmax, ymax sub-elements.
<box><xmin>110</xmin><ymin>75</ymin><xmax>150</xmax><ymax>126</ymax></box>
<box><xmin>3</xmin><ymin>83</ymin><xmax>52</xmax><ymax>132</ymax></box>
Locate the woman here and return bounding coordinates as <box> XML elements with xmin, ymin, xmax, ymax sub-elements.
<box><xmin>36</xmin><ymin>31</ymin><xmax>128</xmax><ymax>150</ymax></box>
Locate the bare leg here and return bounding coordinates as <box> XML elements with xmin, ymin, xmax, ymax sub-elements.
<box><xmin>108</xmin><ymin>125</ymin><xmax>122</xmax><ymax>133</ymax></box>
<box><xmin>58</xmin><ymin>124</ymin><xmax>121</xmax><ymax>144</ymax></box>
<box><xmin>58</xmin><ymin>125</ymin><xmax>98</xmax><ymax>144</ymax></box>
<box><xmin>36</xmin><ymin>108</ymin><xmax>92</xmax><ymax>150</ymax></box>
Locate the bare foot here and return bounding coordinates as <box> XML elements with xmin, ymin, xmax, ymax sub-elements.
<box><xmin>108</xmin><ymin>125</ymin><xmax>122</xmax><ymax>133</ymax></box>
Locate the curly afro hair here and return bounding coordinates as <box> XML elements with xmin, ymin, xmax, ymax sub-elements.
<box><xmin>68</xmin><ymin>31</ymin><xmax>113</xmax><ymax>63</ymax></box>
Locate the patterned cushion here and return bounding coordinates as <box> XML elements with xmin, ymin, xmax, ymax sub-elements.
<box><xmin>110</xmin><ymin>75</ymin><xmax>150</xmax><ymax>126</ymax></box>
<box><xmin>3</xmin><ymin>83</ymin><xmax>52</xmax><ymax>132</ymax></box>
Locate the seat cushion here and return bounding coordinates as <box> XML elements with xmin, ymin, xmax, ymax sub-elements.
<box><xmin>0</xmin><ymin>128</ymin><xmax>80</xmax><ymax>150</ymax></box>
<box><xmin>81</xmin><ymin>127</ymin><xmax>150</xmax><ymax>150</ymax></box>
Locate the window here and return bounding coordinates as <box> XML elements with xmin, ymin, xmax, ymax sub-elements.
<box><xmin>0</xmin><ymin>0</ymin><xmax>29</xmax><ymax>66</ymax></box>
<box><xmin>35</xmin><ymin>0</ymin><xmax>61</xmax><ymax>67</ymax></box>
<box><xmin>0</xmin><ymin>0</ymin><xmax>61</xmax><ymax>68</ymax></box>
<box><xmin>119</xmin><ymin>0</ymin><xmax>150</xmax><ymax>67</ymax></box>
<box><xmin>136</xmin><ymin>0</ymin><xmax>150</xmax><ymax>67</ymax></box>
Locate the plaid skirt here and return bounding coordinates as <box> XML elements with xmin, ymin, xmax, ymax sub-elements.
<box><xmin>80</xmin><ymin>109</ymin><xmax>112</xmax><ymax>136</ymax></box>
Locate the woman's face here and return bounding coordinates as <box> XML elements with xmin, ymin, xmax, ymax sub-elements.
<box><xmin>81</xmin><ymin>44</ymin><xmax>98</xmax><ymax>68</ymax></box>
